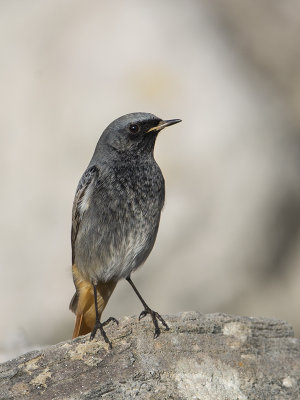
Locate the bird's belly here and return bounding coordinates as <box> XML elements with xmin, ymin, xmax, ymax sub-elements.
<box><xmin>100</xmin><ymin>232</ymin><xmax>151</xmax><ymax>281</ymax></box>
<box><xmin>75</xmin><ymin>210</ymin><xmax>159</xmax><ymax>283</ymax></box>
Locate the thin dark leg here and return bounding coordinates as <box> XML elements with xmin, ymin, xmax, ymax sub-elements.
<box><xmin>90</xmin><ymin>284</ymin><xmax>118</xmax><ymax>348</ymax></box>
<box><xmin>126</xmin><ymin>276</ymin><xmax>169</xmax><ymax>338</ymax></box>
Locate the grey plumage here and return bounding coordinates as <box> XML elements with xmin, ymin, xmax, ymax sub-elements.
<box><xmin>70</xmin><ymin>112</ymin><xmax>181</xmax><ymax>343</ymax></box>
<box><xmin>72</xmin><ymin>113</ymin><xmax>165</xmax><ymax>283</ymax></box>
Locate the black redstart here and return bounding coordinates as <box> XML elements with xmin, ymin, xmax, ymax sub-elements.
<box><xmin>70</xmin><ymin>112</ymin><xmax>181</xmax><ymax>347</ymax></box>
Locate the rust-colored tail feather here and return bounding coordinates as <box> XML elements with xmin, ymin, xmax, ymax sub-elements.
<box><xmin>70</xmin><ymin>264</ymin><xmax>117</xmax><ymax>339</ymax></box>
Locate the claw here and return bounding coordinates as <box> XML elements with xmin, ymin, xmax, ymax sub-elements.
<box><xmin>102</xmin><ymin>317</ymin><xmax>119</xmax><ymax>327</ymax></box>
<box><xmin>125</xmin><ymin>277</ymin><xmax>169</xmax><ymax>339</ymax></box>
<box><xmin>90</xmin><ymin>316</ymin><xmax>118</xmax><ymax>349</ymax></box>
<box><xmin>138</xmin><ymin>307</ymin><xmax>169</xmax><ymax>338</ymax></box>
<box><xmin>156</xmin><ymin>313</ymin><xmax>170</xmax><ymax>331</ymax></box>
<box><xmin>139</xmin><ymin>310</ymin><xmax>148</xmax><ymax>321</ymax></box>
<box><xmin>154</xmin><ymin>329</ymin><xmax>160</xmax><ymax>339</ymax></box>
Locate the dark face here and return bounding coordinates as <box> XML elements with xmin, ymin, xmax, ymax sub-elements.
<box><xmin>99</xmin><ymin>112</ymin><xmax>181</xmax><ymax>156</ymax></box>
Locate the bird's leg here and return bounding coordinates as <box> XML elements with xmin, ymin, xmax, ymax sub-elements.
<box><xmin>126</xmin><ymin>276</ymin><xmax>169</xmax><ymax>338</ymax></box>
<box><xmin>90</xmin><ymin>284</ymin><xmax>118</xmax><ymax>348</ymax></box>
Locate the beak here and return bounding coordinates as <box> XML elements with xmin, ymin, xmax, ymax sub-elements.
<box><xmin>147</xmin><ymin>118</ymin><xmax>182</xmax><ymax>133</ymax></box>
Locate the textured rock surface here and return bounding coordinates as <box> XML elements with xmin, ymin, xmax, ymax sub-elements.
<box><xmin>0</xmin><ymin>312</ymin><xmax>299</xmax><ymax>400</ymax></box>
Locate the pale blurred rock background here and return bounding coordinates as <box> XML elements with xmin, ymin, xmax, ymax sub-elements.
<box><xmin>1</xmin><ymin>0</ymin><xmax>300</xmax><ymax>361</ymax></box>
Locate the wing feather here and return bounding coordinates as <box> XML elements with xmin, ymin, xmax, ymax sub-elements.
<box><xmin>71</xmin><ymin>165</ymin><xmax>99</xmax><ymax>264</ymax></box>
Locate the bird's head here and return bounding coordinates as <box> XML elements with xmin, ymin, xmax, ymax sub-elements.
<box><xmin>96</xmin><ymin>112</ymin><xmax>181</xmax><ymax>158</ymax></box>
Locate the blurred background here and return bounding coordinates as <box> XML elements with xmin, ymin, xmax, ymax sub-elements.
<box><xmin>1</xmin><ymin>0</ymin><xmax>300</xmax><ymax>361</ymax></box>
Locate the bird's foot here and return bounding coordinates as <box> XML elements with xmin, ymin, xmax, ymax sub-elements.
<box><xmin>139</xmin><ymin>307</ymin><xmax>169</xmax><ymax>338</ymax></box>
<box><xmin>102</xmin><ymin>316</ymin><xmax>119</xmax><ymax>327</ymax></box>
<box><xmin>90</xmin><ymin>317</ymin><xmax>118</xmax><ymax>349</ymax></box>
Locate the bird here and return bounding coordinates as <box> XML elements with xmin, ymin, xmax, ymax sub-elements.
<box><xmin>69</xmin><ymin>112</ymin><xmax>181</xmax><ymax>348</ymax></box>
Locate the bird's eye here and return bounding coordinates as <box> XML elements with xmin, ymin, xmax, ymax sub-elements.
<box><xmin>129</xmin><ymin>123</ymin><xmax>140</xmax><ymax>134</ymax></box>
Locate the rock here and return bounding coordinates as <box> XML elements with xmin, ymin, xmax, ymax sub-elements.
<box><xmin>0</xmin><ymin>312</ymin><xmax>299</xmax><ymax>399</ymax></box>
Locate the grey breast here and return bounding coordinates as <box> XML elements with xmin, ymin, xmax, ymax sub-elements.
<box><xmin>75</xmin><ymin>159</ymin><xmax>165</xmax><ymax>283</ymax></box>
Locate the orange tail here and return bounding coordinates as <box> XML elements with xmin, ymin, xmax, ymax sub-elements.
<box><xmin>70</xmin><ymin>264</ymin><xmax>117</xmax><ymax>339</ymax></box>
